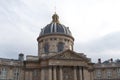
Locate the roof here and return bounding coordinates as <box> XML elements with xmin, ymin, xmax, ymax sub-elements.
<box><xmin>39</xmin><ymin>13</ymin><xmax>73</xmax><ymax>37</ymax></box>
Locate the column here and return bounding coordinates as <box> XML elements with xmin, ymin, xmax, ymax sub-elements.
<box><xmin>53</xmin><ymin>67</ymin><xmax>57</xmax><ymax>80</ymax></box>
<box><xmin>25</xmin><ymin>71</ymin><xmax>29</xmax><ymax>80</ymax></box>
<box><xmin>41</xmin><ymin>69</ymin><xmax>44</xmax><ymax>80</ymax></box>
<box><xmin>9</xmin><ymin>69</ymin><xmax>13</xmax><ymax>80</ymax></box>
<box><xmin>74</xmin><ymin>67</ymin><xmax>77</xmax><ymax>80</ymax></box>
<box><xmin>90</xmin><ymin>71</ymin><xmax>93</xmax><ymax>80</ymax></box>
<box><xmin>49</xmin><ymin>67</ymin><xmax>52</xmax><ymax>80</ymax></box>
<box><xmin>60</xmin><ymin>66</ymin><xmax>63</xmax><ymax>80</ymax></box>
<box><xmin>79</xmin><ymin>67</ymin><xmax>83</xmax><ymax>80</ymax></box>
<box><xmin>28</xmin><ymin>71</ymin><xmax>30</xmax><ymax>80</ymax></box>
<box><xmin>29</xmin><ymin>71</ymin><xmax>32</xmax><ymax>80</ymax></box>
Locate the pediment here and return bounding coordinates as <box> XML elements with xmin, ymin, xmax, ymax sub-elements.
<box><xmin>49</xmin><ymin>50</ymin><xmax>90</xmax><ymax>61</ymax></box>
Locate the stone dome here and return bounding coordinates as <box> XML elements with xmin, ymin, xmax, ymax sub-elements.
<box><xmin>37</xmin><ymin>13</ymin><xmax>74</xmax><ymax>56</ymax></box>
<box><xmin>39</xmin><ymin>13</ymin><xmax>72</xmax><ymax>37</ymax></box>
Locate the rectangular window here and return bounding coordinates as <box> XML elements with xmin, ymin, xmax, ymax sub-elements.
<box><xmin>117</xmin><ymin>68</ymin><xmax>120</xmax><ymax>77</ymax></box>
<box><xmin>13</xmin><ymin>68</ymin><xmax>19</xmax><ymax>80</ymax></box>
<box><xmin>96</xmin><ymin>70</ymin><xmax>102</xmax><ymax>79</ymax></box>
<box><xmin>107</xmin><ymin>70</ymin><xmax>112</xmax><ymax>79</ymax></box>
<box><xmin>0</xmin><ymin>67</ymin><xmax>7</xmax><ymax>79</ymax></box>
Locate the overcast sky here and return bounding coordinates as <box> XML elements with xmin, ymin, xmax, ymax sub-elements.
<box><xmin>0</xmin><ymin>0</ymin><xmax>120</xmax><ymax>62</ymax></box>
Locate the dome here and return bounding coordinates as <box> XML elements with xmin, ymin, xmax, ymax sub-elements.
<box><xmin>39</xmin><ymin>13</ymin><xmax>72</xmax><ymax>37</ymax></box>
<box><xmin>37</xmin><ymin>13</ymin><xmax>74</xmax><ymax>56</ymax></box>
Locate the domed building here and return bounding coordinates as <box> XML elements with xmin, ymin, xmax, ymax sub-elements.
<box><xmin>37</xmin><ymin>13</ymin><xmax>74</xmax><ymax>57</ymax></box>
<box><xmin>0</xmin><ymin>13</ymin><xmax>120</xmax><ymax>80</ymax></box>
<box><xmin>25</xmin><ymin>13</ymin><xmax>94</xmax><ymax>80</ymax></box>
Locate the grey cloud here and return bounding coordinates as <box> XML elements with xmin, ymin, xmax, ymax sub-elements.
<box><xmin>0</xmin><ymin>38</ymin><xmax>37</xmax><ymax>59</ymax></box>
<box><xmin>0</xmin><ymin>0</ymin><xmax>120</xmax><ymax>62</ymax></box>
<box><xmin>75</xmin><ymin>32</ymin><xmax>120</xmax><ymax>52</ymax></box>
<box><xmin>0</xmin><ymin>0</ymin><xmax>49</xmax><ymax>59</ymax></box>
<box><xmin>86</xmin><ymin>32</ymin><xmax>120</xmax><ymax>52</ymax></box>
<box><xmin>0</xmin><ymin>0</ymin><xmax>50</xmax><ymax>32</ymax></box>
<box><xmin>74</xmin><ymin>32</ymin><xmax>120</xmax><ymax>62</ymax></box>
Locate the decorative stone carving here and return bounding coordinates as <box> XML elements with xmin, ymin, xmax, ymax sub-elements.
<box><xmin>50</xmin><ymin>50</ymin><xmax>84</xmax><ymax>60</ymax></box>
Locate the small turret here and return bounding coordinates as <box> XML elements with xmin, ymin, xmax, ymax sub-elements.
<box><xmin>110</xmin><ymin>58</ymin><xmax>113</xmax><ymax>63</ymax></box>
<box><xmin>98</xmin><ymin>58</ymin><xmax>101</xmax><ymax>63</ymax></box>
<box><xmin>18</xmin><ymin>53</ymin><xmax>24</xmax><ymax>61</ymax></box>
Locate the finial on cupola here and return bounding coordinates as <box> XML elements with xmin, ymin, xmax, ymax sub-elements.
<box><xmin>52</xmin><ymin>12</ymin><xmax>59</xmax><ymax>23</ymax></box>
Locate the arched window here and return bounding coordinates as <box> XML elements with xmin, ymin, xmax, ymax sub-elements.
<box><xmin>44</xmin><ymin>43</ymin><xmax>49</xmax><ymax>53</ymax></box>
<box><xmin>57</xmin><ymin>42</ymin><xmax>64</xmax><ymax>52</ymax></box>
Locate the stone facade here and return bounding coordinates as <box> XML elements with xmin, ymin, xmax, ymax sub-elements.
<box><xmin>94</xmin><ymin>59</ymin><xmax>120</xmax><ymax>80</ymax></box>
<box><xmin>0</xmin><ymin>58</ymin><xmax>24</xmax><ymax>80</ymax></box>
<box><xmin>0</xmin><ymin>13</ymin><xmax>120</xmax><ymax>80</ymax></box>
<box><xmin>37</xmin><ymin>34</ymin><xmax>74</xmax><ymax>57</ymax></box>
<box><xmin>24</xmin><ymin>50</ymin><xmax>93</xmax><ymax>80</ymax></box>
